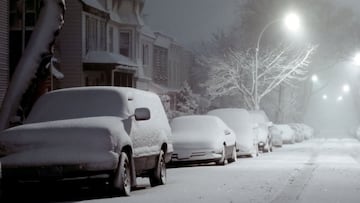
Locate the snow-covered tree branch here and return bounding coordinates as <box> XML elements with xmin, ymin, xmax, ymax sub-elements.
<box><xmin>199</xmin><ymin>43</ymin><xmax>317</xmax><ymax>110</ymax></box>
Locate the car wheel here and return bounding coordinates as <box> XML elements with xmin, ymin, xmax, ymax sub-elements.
<box><xmin>112</xmin><ymin>152</ymin><xmax>131</xmax><ymax>196</ymax></box>
<box><xmin>251</xmin><ymin>145</ymin><xmax>259</xmax><ymax>157</ymax></box>
<box><xmin>228</xmin><ymin>146</ymin><xmax>237</xmax><ymax>163</ymax></box>
<box><xmin>216</xmin><ymin>146</ymin><xmax>227</xmax><ymax>165</ymax></box>
<box><xmin>149</xmin><ymin>150</ymin><xmax>167</xmax><ymax>187</ymax></box>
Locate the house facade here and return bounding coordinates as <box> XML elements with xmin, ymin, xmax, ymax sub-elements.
<box><xmin>0</xmin><ymin>0</ymin><xmax>194</xmax><ymax>112</ymax></box>
<box><xmin>58</xmin><ymin>0</ymin><xmax>193</xmax><ymax>110</ymax></box>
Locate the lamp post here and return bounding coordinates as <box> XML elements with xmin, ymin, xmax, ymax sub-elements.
<box><xmin>254</xmin><ymin>12</ymin><xmax>301</xmax><ymax>110</ymax></box>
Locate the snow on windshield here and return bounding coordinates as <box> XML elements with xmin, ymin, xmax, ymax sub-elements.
<box><xmin>170</xmin><ymin>115</ymin><xmax>225</xmax><ymax>138</ymax></box>
<box><xmin>26</xmin><ymin>87</ymin><xmax>130</xmax><ymax>123</ymax></box>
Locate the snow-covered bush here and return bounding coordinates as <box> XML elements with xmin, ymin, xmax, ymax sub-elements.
<box><xmin>176</xmin><ymin>81</ymin><xmax>199</xmax><ymax>115</ymax></box>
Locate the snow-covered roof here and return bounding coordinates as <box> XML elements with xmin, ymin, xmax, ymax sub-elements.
<box><xmin>154</xmin><ymin>35</ymin><xmax>172</xmax><ymax>49</ymax></box>
<box><xmin>110</xmin><ymin>11</ymin><xmax>141</xmax><ymax>25</ymax></box>
<box><xmin>140</xmin><ymin>25</ymin><xmax>156</xmax><ymax>39</ymax></box>
<box><xmin>83</xmin><ymin>51</ymin><xmax>137</xmax><ymax>67</ymax></box>
<box><xmin>82</xmin><ymin>0</ymin><xmax>107</xmax><ymax>13</ymax></box>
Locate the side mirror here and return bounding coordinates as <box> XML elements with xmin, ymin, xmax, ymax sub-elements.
<box><xmin>134</xmin><ymin>108</ymin><xmax>151</xmax><ymax>121</ymax></box>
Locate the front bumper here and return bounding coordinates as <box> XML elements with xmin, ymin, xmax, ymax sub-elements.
<box><xmin>171</xmin><ymin>149</ymin><xmax>222</xmax><ymax>164</ymax></box>
<box><xmin>0</xmin><ymin>151</ymin><xmax>119</xmax><ymax>181</ymax></box>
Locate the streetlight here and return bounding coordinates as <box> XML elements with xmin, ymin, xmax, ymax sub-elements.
<box><xmin>343</xmin><ymin>84</ymin><xmax>350</xmax><ymax>93</ymax></box>
<box><xmin>255</xmin><ymin>12</ymin><xmax>301</xmax><ymax>109</ymax></box>
<box><xmin>337</xmin><ymin>96</ymin><xmax>343</xmax><ymax>102</ymax></box>
<box><xmin>311</xmin><ymin>74</ymin><xmax>318</xmax><ymax>82</ymax></box>
<box><xmin>322</xmin><ymin>94</ymin><xmax>328</xmax><ymax>100</ymax></box>
<box><xmin>353</xmin><ymin>53</ymin><xmax>360</xmax><ymax>66</ymax></box>
<box><xmin>284</xmin><ymin>12</ymin><xmax>301</xmax><ymax>32</ymax></box>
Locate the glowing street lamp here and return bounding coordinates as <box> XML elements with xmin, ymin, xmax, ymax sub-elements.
<box><xmin>322</xmin><ymin>94</ymin><xmax>328</xmax><ymax>100</ymax></box>
<box><xmin>311</xmin><ymin>74</ymin><xmax>318</xmax><ymax>82</ymax></box>
<box><xmin>343</xmin><ymin>84</ymin><xmax>350</xmax><ymax>93</ymax></box>
<box><xmin>337</xmin><ymin>96</ymin><xmax>343</xmax><ymax>102</ymax></box>
<box><xmin>353</xmin><ymin>53</ymin><xmax>360</xmax><ymax>66</ymax></box>
<box><xmin>284</xmin><ymin>12</ymin><xmax>301</xmax><ymax>32</ymax></box>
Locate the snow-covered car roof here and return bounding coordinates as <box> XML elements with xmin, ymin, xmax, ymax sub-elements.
<box><xmin>249</xmin><ymin>110</ymin><xmax>269</xmax><ymax>124</ymax></box>
<box><xmin>26</xmin><ymin>86</ymin><xmax>149</xmax><ymax>123</ymax></box>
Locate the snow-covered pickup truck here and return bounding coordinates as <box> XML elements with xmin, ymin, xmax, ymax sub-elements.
<box><xmin>0</xmin><ymin>87</ymin><xmax>173</xmax><ymax>196</ymax></box>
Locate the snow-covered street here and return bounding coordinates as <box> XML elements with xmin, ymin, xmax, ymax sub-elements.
<box><xmin>3</xmin><ymin>133</ymin><xmax>360</xmax><ymax>203</ymax></box>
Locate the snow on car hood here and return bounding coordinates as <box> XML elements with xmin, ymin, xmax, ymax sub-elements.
<box><xmin>0</xmin><ymin>116</ymin><xmax>126</xmax><ymax>158</ymax></box>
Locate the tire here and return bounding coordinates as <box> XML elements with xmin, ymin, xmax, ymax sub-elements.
<box><xmin>216</xmin><ymin>146</ymin><xmax>227</xmax><ymax>165</ymax></box>
<box><xmin>112</xmin><ymin>152</ymin><xmax>131</xmax><ymax>196</ymax></box>
<box><xmin>149</xmin><ymin>150</ymin><xmax>167</xmax><ymax>187</ymax></box>
<box><xmin>251</xmin><ymin>145</ymin><xmax>259</xmax><ymax>158</ymax></box>
<box><xmin>228</xmin><ymin>146</ymin><xmax>237</xmax><ymax>163</ymax></box>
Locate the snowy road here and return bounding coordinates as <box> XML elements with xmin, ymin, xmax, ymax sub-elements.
<box><xmin>3</xmin><ymin>135</ymin><xmax>360</xmax><ymax>203</ymax></box>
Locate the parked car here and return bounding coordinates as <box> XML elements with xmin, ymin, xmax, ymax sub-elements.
<box><xmin>249</xmin><ymin>110</ymin><xmax>273</xmax><ymax>152</ymax></box>
<box><xmin>170</xmin><ymin>115</ymin><xmax>237</xmax><ymax>165</ymax></box>
<box><xmin>269</xmin><ymin>125</ymin><xmax>283</xmax><ymax>147</ymax></box>
<box><xmin>0</xmin><ymin>87</ymin><xmax>173</xmax><ymax>196</ymax></box>
<box><xmin>289</xmin><ymin>123</ymin><xmax>305</xmax><ymax>142</ymax></box>
<box><xmin>301</xmin><ymin>124</ymin><xmax>315</xmax><ymax>140</ymax></box>
<box><xmin>275</xmin><ymin>124</ymin><xmax>296</xmax><ymax>144</ymax></box>
<box><xmin>207</xmin><ymin>108</ymin><xmax>259</xmax><ymax>157</ymax></box>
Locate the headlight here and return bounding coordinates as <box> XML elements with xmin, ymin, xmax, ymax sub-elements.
<box><xmin>258</xmin><ymin>142</ymin><xmax>265</xmax><ymax>146</ymax></box>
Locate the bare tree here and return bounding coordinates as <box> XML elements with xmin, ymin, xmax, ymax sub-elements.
<box><xmin>199</xmin><ymin>43</ymin><xmax>317</xmax><ymax>110</ymax></box>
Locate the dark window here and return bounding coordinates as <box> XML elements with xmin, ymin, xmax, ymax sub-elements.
<box><xmin>113</xmin><ymin>72</ymin><xmax>134</xmax><ymax>87</ymax></box>
<box><xmin>119</xmin><ymin>32</ymin><xmax>131</xmax><ymax>57</ymax></box>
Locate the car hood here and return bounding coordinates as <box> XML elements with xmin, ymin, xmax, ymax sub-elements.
<box><xmin>0</xmin><ymin>116</ymin><xmax>127</xmax><ymax>158</ymax></box>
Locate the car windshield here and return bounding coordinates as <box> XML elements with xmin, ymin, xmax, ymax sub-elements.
<box><xmin>171</xmin><ymin>116</ymin><xmax>223</xmax><ymax>138</ymax></box>
<box><xmin>25</xmin><ymin>88</ymin><xmax>128</xmax><ymax>123</ymax></box>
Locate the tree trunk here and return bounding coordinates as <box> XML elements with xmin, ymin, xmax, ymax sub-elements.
<box><xmin>0</xmin><ymin>0</ymin><xmax>65</xmax><ymax>131</ymax></box>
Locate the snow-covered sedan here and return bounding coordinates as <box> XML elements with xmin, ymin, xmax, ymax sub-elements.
<box><xmin>275</xmin><ymin>124</ymin><xmax>296</xmax><ymax>144</ymax></box>
<box><xmin>269</xmin><ymin>125</ymin><xmax>283</xmax><ymax>147</ymax></box>
<box><xmin>170</xmin><ymin>115</ymin><xmax>237</xmax><ymax>165</ymax></box>
<box><xmin>249</xmin><ymin>110</ymin><xmax>273</xmax><ymax>152</ymax></box>
<box><xmin>207</xmin><ymin>108</ymin><xmax>259</xmax><ymax>157</ymax></box>
<box><xmin>0</xmin><ymin>87</ymin><xmax>173</xmax><ymax>196</ymax></box>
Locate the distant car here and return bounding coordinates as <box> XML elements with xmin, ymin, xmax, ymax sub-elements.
<box><xmin>276</xmin><ymin>124</ymin><xmax>296</xmax><ymax>144</ymax></box>
<box><xmin>289</xmin><ymin>123</ymin><xmax>305</xmax><ymax>142</ymax></box>
<box><xmin>301</xmin><ymin>124</ymin><xmax>315</xmax><ymax>140</ymax></box>
<box><xmin>170</xmin><ymin>115</ymin><xmax>237</xmax><ymax>165</ymax></box>
<box><xmin>249</xmin><ymin>110</ymin><xmax>273</xmax><ymax>152</ymax></box>
<box><xmin>0</xmin><ymin>87</ymin><xmax>173</xmax><ymax>196</ymax></box>
<box><xmin>207</xmin><ymin>108</ymin><xmax>259</xmax><ymax>157</ymax></box>
<box><xmin>269</xmin><ymin>125</ymin><xmax>283</xmax><ymax>147</ymax></box>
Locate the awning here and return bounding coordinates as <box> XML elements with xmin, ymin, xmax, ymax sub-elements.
<box><xmin>83</xmin><ymin>51</ymin><xmax>138</xmax><ymax>67</ymax></box>
<box><xmin>81</xmin><ymin>0</ymin><xmax>107</xmax><ymax>13</ymax></box>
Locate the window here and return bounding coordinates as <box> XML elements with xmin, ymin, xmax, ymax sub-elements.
<box><xmin>119</xmin><ymin>31</ymin><xmax>131</xmax><ymax>57</ymax></box>
<box><xmin>142</xmin><ymin>44</ymin><xmax>149</xmax><ymax>66</ymax></box>
<box><xmin>9</xmin><ymin>0</ymin><xmax>41</xmax><ymax>78</ymax></box>
<box><xmin>113</xmin><ymin>71</ymin><xmax>134</xmax><ymax>87</ymax></box>
<box><xmin>153</xmin><ymin>46</ymin><xmax>168</xmax><ymax>85</ymax></box>
<box><xmin>99</xmin><ymin>21</ymin><xmax>106</xmax><ymax>51</ymax></box>
<box><xmin>86</xmin><ymin>16</ymin><xmax>98</xmax><ymax>52</ymax></box>
<box><xmin>25</xmin><ymin>0</ymin><xmax>37</xmax><ymax>27</ymax></box>
<box><xmin>109</xmin><ymin>27</ymin><xmax>114</xmax><ymax>52</ymax></box>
